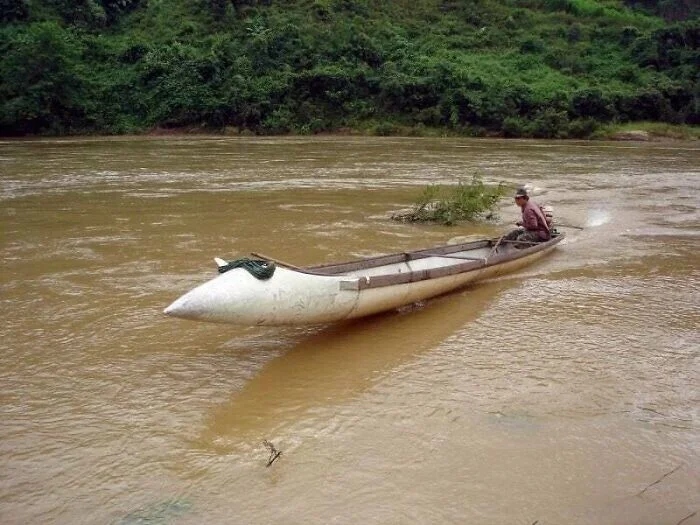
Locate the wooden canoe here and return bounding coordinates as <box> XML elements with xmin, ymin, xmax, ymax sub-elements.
<box><xmin>163</xmin><ymin>233</ymin><xmax>565</xmax><ymax>326</ymax></box>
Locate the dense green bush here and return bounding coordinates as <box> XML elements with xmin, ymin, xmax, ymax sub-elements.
<box><xmin>0</xmin><ymin>0</ymin><xmax>29</xmax><ymax>23</ymax></box>
<box><xmin>570</xmin><ymin>89</ymin><xmax>617</xmax><ymax>121</ymax></box>
<box><xmin>0</xmin><ymin>0</ymin><xmax>697</xmax><ymax>137</ymax></box>
<box><xmin>624</xmin><ymin>0</ymin><xmax>699</xmax><ymax>21</ymax></box>
<box><xmin>0</xmin><ymin>22</ymin><xmax>91</xmax><ymax>134</ymax></box>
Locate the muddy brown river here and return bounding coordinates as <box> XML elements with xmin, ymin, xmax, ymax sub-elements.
<box><xmin>1</xmin><ymin>137</ymin><xmax>698</xmax><ymax>524</ymax></box>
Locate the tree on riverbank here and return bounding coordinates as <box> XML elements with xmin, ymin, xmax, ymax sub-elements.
<box><xmin>0</xmin><ymin>0</ymin><xmax>697</xmax><ymax>137</ymax></box>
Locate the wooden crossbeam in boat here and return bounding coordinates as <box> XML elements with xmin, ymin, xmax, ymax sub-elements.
<box><xmin>496</xmin><ymin>240</ymin><xmax>541</xmax><ymax>245</ymax></box>
<box><xmin>417</xmin><ymin>252</ymin><xmax>487</xmax><ymax>262</ymax></box>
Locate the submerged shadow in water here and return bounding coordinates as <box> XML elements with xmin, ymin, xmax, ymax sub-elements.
<box><xmin>193</xmin><ymin>279</ymin><xmax>512</xmax><ymax>453</ymax></box>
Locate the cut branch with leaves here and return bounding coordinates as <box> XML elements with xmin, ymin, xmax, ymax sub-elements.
<box><xmin>392</xmin><ymin>175</ymin><xmax>507</xmax><ymax>226</ymax></box>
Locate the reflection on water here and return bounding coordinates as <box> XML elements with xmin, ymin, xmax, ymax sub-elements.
<box><xmin>197</xmin><ymin>282</ymin><xmax>508</xmax><ymax>452</ymax></box>
<box><xmin>0</xmin><ymin>137</ymin><xmax>698</xmax><ymax>524</ymax></box>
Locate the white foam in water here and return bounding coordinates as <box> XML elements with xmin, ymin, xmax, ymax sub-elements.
<box><xmin>586</xmin><ymin>209</ymin><xmax>611</xmax><ymax>227</ymax></box>
<box><xmin>522</xmin><ymin>183</ymin><xmax>545</xmax><ymax>196</ymax></box>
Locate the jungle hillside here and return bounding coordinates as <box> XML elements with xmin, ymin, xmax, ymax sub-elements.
<box><xmin>0</xmin><ymin>0</ymin><xmax>698</xmax><ymax>138</ymax></box>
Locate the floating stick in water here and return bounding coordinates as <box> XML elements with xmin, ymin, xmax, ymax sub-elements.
<box><xmin>636</xmin><ymin>464</ymin><xmax>682</xmax><ymax>496</ymax></box>
<box><xmin>676</xmin><ymin>510</ymin><xmax>698</xmax><ymax>525</ymax></box>
<box><xmin>262</xmin><ymin>440</ymin><xmax>282</xmax><ymax>467</ymax></box>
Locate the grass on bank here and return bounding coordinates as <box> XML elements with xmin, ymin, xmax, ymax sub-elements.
<box><xmin>592</xmin><ymin>122</ymin><xmax>700</xmax><ymax>140</ymax></box>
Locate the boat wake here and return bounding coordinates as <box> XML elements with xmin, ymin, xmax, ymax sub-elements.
<box><xmin>586</xmin><ymin>208</ymin><xmax>612</xmax><ymax>227</ymax></box>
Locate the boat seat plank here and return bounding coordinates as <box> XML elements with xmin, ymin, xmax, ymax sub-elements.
<box><xmin>417</xmin><ymin>252</ymin><xmax>488</xmax><ymax>262</ymax></box>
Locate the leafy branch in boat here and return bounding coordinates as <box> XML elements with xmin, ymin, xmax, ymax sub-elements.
<box><xmin>392</xmin><ymin>176</ymin><xmax>507</xmax><ymax>226</ymax></box>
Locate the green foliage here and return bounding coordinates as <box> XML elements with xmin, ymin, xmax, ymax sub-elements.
<box><xmin>137</xmin><ymin>42</ymin><xmax>220</xmax><ymax>126</ymax></box>
<box><xmin>393</xmin><ymin>176</ymin><xmax>508</xmax><ymax>225</ymax></box>
<box><xmin>0</xmin><ymin>22</ymin><xmax>91</xmax><ymax>134</ymax></box>
<box><xmin>570</xmin><ymin>88</ymin><xmax>617</xmax><ymax>120</ymax></box>
<box><xmin>0</xmin><ymin>0</ymin><xmax>29</xmax><ymax>22</ymax></box>
<box><xmin>0</xmin><ymin>0</ymin><xmax>697</xmax><ymax>136</ymax></box>
<box><xmin>623</xmin><ymin>0</ymin><xmax>699</xmax><ymax>21</ymax></box>
<box><xmin>101</xmin><ymin>0</ymin><xmax>144</xmax><ymax>24</ymax></box>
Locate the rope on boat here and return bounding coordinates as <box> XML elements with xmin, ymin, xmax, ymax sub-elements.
<box><xmin>217</xmin><ymin>258</ymin><xmax>276</xmax><ymax>280</ymax></box>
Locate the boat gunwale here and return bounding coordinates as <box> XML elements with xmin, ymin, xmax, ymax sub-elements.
<box><xmin>354</xmin><ymin>234</ymin><xmax>564</xmax><ymax>290</ymax></box>
<box><xmin>305</xmin><ymin>239</ymin><xmax>491</xmax><ymax>275</ymax></box>
<box><xmin>254</xmin><ymin>234</ymin><xmax>564</xmax><ymax>290</ymax></box>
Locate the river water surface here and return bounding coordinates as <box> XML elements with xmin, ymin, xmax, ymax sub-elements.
<box><xmin>1</xmin><ymin>137</ymin><xmax>698</xmax><ymax>524</ymax></box>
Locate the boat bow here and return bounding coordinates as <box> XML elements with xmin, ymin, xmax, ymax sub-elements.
<box><xmin>164</xmin><ymin>266</ymin><xmax>359</xmax><ymax>325</ymax></box>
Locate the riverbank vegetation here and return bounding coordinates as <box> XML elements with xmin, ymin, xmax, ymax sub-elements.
<box><xmin>592</xmin><ymin>121</ymin><xmax>700</xmax><ymax>140</ymax></box>
<box><xmin>0</xmin><ymin>0</ymin><xmax>697</xmax><ymax>138</ymax></box>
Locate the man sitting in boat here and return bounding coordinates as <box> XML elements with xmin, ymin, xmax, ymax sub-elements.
<box><xmin>504</xmin><ymin>187</ymin><xmax>551</xmax><ymax>245</ymax></box>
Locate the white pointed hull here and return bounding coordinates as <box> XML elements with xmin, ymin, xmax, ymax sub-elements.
<box><xmin>164</xmin><ymin>235</ymin><xmax>563</xmax><ymax>326</ymax></box>
<box><xmin>164</xmin><ymin>266</ymin><xmax>358</xmax><ymax>325</ymax></box>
